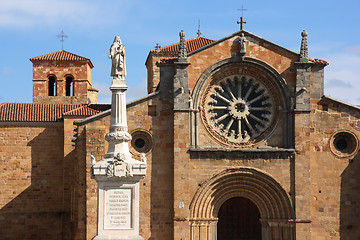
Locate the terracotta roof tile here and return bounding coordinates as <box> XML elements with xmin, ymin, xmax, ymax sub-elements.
<box><xmin>0</xmin><ymin>103</ymin><xmax>106</xmax><ymax>122</ymax></box>
<box><xmin>309</xmin><ymin>58</ymin><xmax>328</xmax><ymax>65</ymax></box>
<box><xmin>152</xmin><ymin>37</ymin><xmax>215</xmax><ymax>54</ymax></box>
<box><xmin>62</xmin><ymin>105</ymin><xmax>100</xmax><ymax>117</ymax></box>
<box><xmin>30</xmin><ymin>50</ymin><xmax>94</xmax><ymax>68</ymax></box>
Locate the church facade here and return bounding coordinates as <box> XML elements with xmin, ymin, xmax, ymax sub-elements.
<box><xmin>1</xmin><ymin>27</ymin><xmax>360</xmax><ymax>240</ymax></box>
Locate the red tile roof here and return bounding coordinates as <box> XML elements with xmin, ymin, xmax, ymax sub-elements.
<box><xmin>62</xmin><ymin>105</ymin><xmax>100</xmax><ymax>117</ymax></box>
<box><xmin>152</xmin><ymin>37</ymin><xmax>215</xmax><ymax>54</ymax></box>
<box><xmin>309</xmin><ymin>58</ymin><xmax>328</xmax><ymax>65</ymax></box>
<box><xmin>0</xmin><ymin>103</ymin><xmax>106</xmax><ymax>122</ymax></box>
<box><xmin>30</xmin><ymin>50</ymin><xmax>94</xmax><ymax>68</ymax></box>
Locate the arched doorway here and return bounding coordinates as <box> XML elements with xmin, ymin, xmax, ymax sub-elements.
<box><xmin>217</xmin><ymin>197</ymin><xmax>261</xmax><ymax>240</ymax></box>
<box><xmin>189</xmin><ymin>168</ymin><xmax>295</xmax><ymax>240</ymax></box>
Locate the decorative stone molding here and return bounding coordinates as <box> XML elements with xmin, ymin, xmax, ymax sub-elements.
<box><xmin>329</xmin><ymin>130</ymin><xmax>359</xmax><ymax>158</ymax></box>
<box><xmin>178</xmin><ymin>30</ymin><xmax>187</xmax><ymax>60</ymax></box>
<box><xmin>299</xmin><ymin>30</ymin><xmax>309</xmax><ymax>62</ymax></box>
<box><xmin>190</xmin><ymin>168</ymin><xmax>294</xmax><ymax>220</ymax></box>
<box><xmin>189</xmin><ymin>147</ymin><xmax>295</xmax><ymax>160</ymax></box>
<box><xmin>130</xmin><ymin>129</ymin><xmax>153</xmax><ymax>154</ymax></box>
<box><xmin>173</xmin><ymin>30</ymin><xmax>191</xmax><ymax>111</ymax></box>
<box><xmin>105</xmin><ymin>131</ymin><xmax>132</xmax><ymax>142</ymax></box>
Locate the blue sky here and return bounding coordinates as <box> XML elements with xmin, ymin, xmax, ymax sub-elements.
<box><xmin>1</xmin><ymin>0</ymin><xmax>360</xmax><ymax>104</ymax></box>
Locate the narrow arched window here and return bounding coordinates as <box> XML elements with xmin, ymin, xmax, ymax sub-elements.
<box><xmin>48</xmin><ymin>76</ymin><xmax>56</xmax><ymax>96</ymax></box>
<box><xmin>66</xmin><ymin>76</ymin><xmax>73</xmax><ymax>96</ymax></box>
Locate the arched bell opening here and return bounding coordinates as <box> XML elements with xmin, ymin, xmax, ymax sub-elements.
<box><xmin>65</xmin><ymin>76</ymin><xmax>74</xmax><ymax>96</ymax></box>
<box><xmin>48</xmin><ymin>75</ymin><xmax>56</xmax><ymax>96</ymax></box>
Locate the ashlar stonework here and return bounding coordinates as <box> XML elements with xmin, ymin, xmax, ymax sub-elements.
<box><xmin>1</xmin><ymin>27</ymin><xmax>360</xmax><ymax>240</ymax></box>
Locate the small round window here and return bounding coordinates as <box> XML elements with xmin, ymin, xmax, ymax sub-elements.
<box><xmin>330</xmin><ymin>131</ymin><xmax>359</xmax><ymax>158</ymax></box>
<box><xmin>130</xmin><ymin>129</ymin><xmax>153</xmax><ymax>153</ymax></box>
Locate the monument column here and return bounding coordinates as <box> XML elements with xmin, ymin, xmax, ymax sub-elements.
<box><xmin>91</xmin><ymin>36</ymin><xmax>147</xmax><ymax>240</ymax></box>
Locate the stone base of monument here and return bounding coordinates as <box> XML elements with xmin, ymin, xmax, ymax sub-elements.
<box><xmin>93</xmin><ymin>236</ymin><xmax>143</xmax><ymax>240</ymax></box>
<box><xmin>92</xmin><ymin>180</ymin><xmax>144</xmax><ymax>240</ymax></box>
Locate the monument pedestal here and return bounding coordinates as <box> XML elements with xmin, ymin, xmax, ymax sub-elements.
<box><xmin>93</xmin><ymin>236</ymin><xmax>143</xmax><ymax>240</ymax></box>
<box><xmin>92</xmin><ymin>178</ymin><xmax>144</xmax><ymax>240</ymax></box>
<box><xmin>92</xmin><ymin>158</ymin><xmax>146</xmax><ymax>240</ymax></box>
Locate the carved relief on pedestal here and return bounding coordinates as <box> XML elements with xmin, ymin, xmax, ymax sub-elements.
<box><xmin>200</xmin><ymin>64</ymin><xmax>281</xmax><ymax>147</ymax></box>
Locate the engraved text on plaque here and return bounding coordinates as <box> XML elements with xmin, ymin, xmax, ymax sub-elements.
<box><xmin>104</xmin><ymin>188</ymin><xmax>132</xmax><ymax>229</ymax></box>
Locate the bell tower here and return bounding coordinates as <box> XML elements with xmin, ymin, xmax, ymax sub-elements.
<box><xmin>30</xmin><ymin>50</ymin><xmax>98</xmax><ymax>104</ymax></box>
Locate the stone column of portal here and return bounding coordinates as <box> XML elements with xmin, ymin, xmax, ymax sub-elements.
<box><xmin>91</xmin><ymin>35</ymin><xmax>147</xmax><ymax>240</ymax></box>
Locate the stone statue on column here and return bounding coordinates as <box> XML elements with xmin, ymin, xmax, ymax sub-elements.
<box><xmin>109</xmin><ymin>35</ymin><xmax>126</xmax><ymax>79</ymax></box>
<box><xmin>91</xmin><ymin>36</ymin><xmax>147</xmax><ymax>240</ymax></box>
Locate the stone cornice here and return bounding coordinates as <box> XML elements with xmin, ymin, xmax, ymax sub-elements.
<box><xmin>189</xmin><ymin>147</ymin><xmax>295</xmax><ymax>159</ymax></box>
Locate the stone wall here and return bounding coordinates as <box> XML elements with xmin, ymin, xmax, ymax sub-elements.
<box><xmin>309</xmin><ymin>99</ymin><xmax>360</xmax><ymax>239</ymax></box>
<box><xmin>0</xmin><ymin>122</ymin><xmax>67</xmax><ymax>239</ymax></box>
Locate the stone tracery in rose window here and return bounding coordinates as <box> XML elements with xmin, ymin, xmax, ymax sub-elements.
<box><xmin>203</xmin><ymin>75</ymin><xmax>275</xmax><ymax>145</ymax></box>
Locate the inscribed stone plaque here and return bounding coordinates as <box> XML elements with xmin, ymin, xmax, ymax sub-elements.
<box><xmin>104</xmin><ymin>188</ymin><xmax>132</xmax><ymax>229</ymax></box>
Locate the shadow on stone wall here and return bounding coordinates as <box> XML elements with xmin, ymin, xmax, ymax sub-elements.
<box><xmin>63</xmin><ymin>150</ymin><xmax>77</xmax><ymax>240</ymax></box>
<box><xmin>0</xmin><ymin>127</ymin><xmax>72</xmax><ymax>240</ymax></box>
<box><xmin>340</xmin><ymin>152</ymin><xmax>360</xmax><ymax>239</ymax></box>
<box><xmin>148</xmin><ymin>109</ymin><xmax>174</xmax><ymax>240</ymax></box>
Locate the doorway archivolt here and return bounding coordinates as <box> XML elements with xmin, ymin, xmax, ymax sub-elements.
<box><xmin>189</xmin><ymin>168</ymin><xmax>295</xmax><ymax>240</ymax></box>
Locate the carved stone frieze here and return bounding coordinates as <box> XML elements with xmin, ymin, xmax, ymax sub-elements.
<box><xmin>105</xmin><ymin>131</ymin><xmax>132</xmax><ymax>142</ymax></box>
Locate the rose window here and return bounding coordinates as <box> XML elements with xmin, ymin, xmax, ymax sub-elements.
<box><xmin>202</xmin><ymin>75</ymin><xmax>275</xmax><ymax>145</ymax></box>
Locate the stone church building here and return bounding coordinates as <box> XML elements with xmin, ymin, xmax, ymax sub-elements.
<box><xmin>1</xmin><ymin>26</ymin><xmax>360</xmax><ymax>240</ymax></box>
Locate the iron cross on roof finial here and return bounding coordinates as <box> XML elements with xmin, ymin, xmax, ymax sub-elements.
<box><xmin>155</xmin><ymin>43</ymin><xmax>161</xmax><ymax>51</ymax></box>
<box><xmin>197</xmin><ymin>19</ymin><xmax>202</xmax><ymax>37</ymax></box>
<box><xmin>57</xmin><ymin>30</ymin><xmax>68</xmax><ymax>50</ymax></box>
<box><xmin>237</xmin><ymin>5</ymin><xmax>247</xmax><ymax>30</ymax></box>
